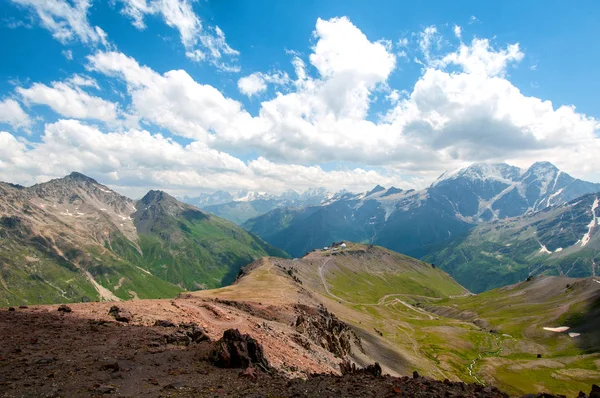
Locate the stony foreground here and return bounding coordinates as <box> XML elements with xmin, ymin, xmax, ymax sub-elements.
<box><xmin>0</xmin><ymin>308</ymin><xmax>598</xmax><ymax>398</ymax></box>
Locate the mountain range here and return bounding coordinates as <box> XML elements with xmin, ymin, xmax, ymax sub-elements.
<box><xmin>182</xmin><ymin>187</ymin><xmax>342</xmax><ymax>224</ymax></box>
<box><xmin>242</xmin><ymin>161</ymin><xmax>600</xmax><ymax>290</ymax></box>
<box><xmin>0</xmin><ymin>170</ymin><xmax>599</xmax><ymax>396</ymax></box>
<box><xmin>0</xmin><ymin>172</ymin><xmax>287</xmax><ymax>306</ymax></box>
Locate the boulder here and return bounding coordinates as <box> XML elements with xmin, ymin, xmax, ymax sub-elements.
<box><xmin>108</xmin><ymin>306</ymin><xmax>132</xmax><ymax>323</ymax></box>
<box><xmin>57</xmin><ymin>305</ymin><xmax>72</xmax><ymax>313</ymax></box>
<box><xmin>165</xmin><ymin>323</ymin><xmax>209</xmax><ymax>346</ymax></box>
<box><xmin>210</xmin><ymin>329</ymin><xmax>269</xmax><ymax>370</ymax></box>
<box><xmin>180</xmin><ymin>323</ymin><xmax>209</xmax><ymax>343</ymax></box>
<box><xmin>154</xmin><ymin>319</ymin><xmax>176</xmax><ymax>328</ymax></box>
<box><xmin>100</xmin><ymin>360</ymin><xmax>119</xmax><ymax>373</ymax></box>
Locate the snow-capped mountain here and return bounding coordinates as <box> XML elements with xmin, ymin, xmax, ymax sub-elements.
<box><xmin>244</xmin><ymin>161</ymin><xmax>600</xmax><ymax>259</ymax></box>
<box><xmin>430</xmin><ymin>161</ymin><xmax>600</xmax><ymax>221</ymax></box>
<box><xmin>231</xmin><ymin>189</ymin><xmax>274</xmax><ymax>202</ymax></box>
<box><xmin>182</xmin><ymin>187</ymin><xmax>339</xmax><ymax>224</ymax></box>
<box><xmin>426</xmin><ymin>191</ymin><xmax>600</xmax><ymax>292</ymax></box>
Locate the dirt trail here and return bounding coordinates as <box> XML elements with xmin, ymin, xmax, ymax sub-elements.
<box><xmin>390</xmin><ymin>298</ymin><xmax>435</xmax><ymax>320</ymax></box>
<box><xmin>175</xmin><ymin>300</ymin><xmax>243</xmax><ymax>327</ymax></box>
<box><xmin>319</xmin><ymin>258</ymin><xmax>439</xmax><ymax>322</ymax></box>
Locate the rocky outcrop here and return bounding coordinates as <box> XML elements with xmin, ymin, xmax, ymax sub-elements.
<box><xmin>294</xmin><ymin>304</ymin><xmax>362</xmax><ymax>358</ymax></box>
<box><xmin>164</xmin><ymin>323</ymin><xmax>209</xmax><ymax>346</ymax></box>
<box><xmin>108</xmin><ymin>306</ymin><xmax>132</xmax><ymax>323</ymax></box>
<box><xmin>339</xmin><ymin>361</ymin><xmax>382</xmax><ymax>377</ymax></box>
<box><xmin>210</xmin><ymin>329</ymin><xmax>269</xmax><ymax>370</ymax></box>
<box><xmin>57</xmin><ymin>305</ymin><xmax>72</xmax><ymax>313</ymax></box>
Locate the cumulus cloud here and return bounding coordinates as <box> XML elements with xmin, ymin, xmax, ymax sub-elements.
<box><xmin>87</xmin><ymin>51</ymin><xmax>251</xmax><ymax>141</ymax></box>
<box><xmin>0</xmin><ymin>98</ymin><xmax>32</xmax><ymax>130</ymax></box>
<box><xmin>17</xmin><ymin>77</ymin><xmax>118</xmax><ymax>122</ymax></box>
<box><xmin>237</xmin><ymin>71</ymin><xmax>290</xmax><ymax>97</ymax></box>
<box><xmin>433</xmin><ymin>38</ymin><xmax>523</xmax><ymax>77</ymax></box>
<box><xmin>0</xmin><ymin>120</ymin><xmax>411</xmax><ymax>195</ymax></box>
<box><xmin>82</xmin><ymin>18</ymin><xmax>599</xmax><ymax>182</ymax></box>
<box><xmin>237</xmin><ymin>73</ymin><xmax>267</xmax><ymax>97</ymax></box>
<box><xmin>3</xmin><ymin>15</ymin><xmax>600</xmax><ymax>193</ymax></box>
<box><xmin>118</xmin><ymin>0</ymin><xmax>239</xmax><ymax>71</ymax></box>
<box><xmin>9</xmin><ymin>0</ymin><xmax>109</xmax><ymax>46</ymax></box>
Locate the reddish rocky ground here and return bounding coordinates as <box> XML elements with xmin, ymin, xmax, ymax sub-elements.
<box><xmin>1</xmin><ymin>306</ymin><xmax>599</xmax><ymax>398</ymax></box>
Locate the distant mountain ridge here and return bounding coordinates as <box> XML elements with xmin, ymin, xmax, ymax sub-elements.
<box><xmin>182</xmin><ymin>187</ymin><xmax>345</xmax><ymax>224</ymax></box>
<box><xmin>0</xmin><ymin>172</ymin><xmax>288</xmax><ymax>306</ymax></box>
<box><xmin>432</xmin><ymin>161</ymin><xmax>600</xmax><ymax>221</ymax></box>
<box><xmin>244</xmin><ymin>161</ymin><xmax>600</xmax><ymax>268</ymax></box>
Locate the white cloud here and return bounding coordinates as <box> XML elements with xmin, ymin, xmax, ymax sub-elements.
<box><xmin>118</xmin><ymin>0</ymin><xmax>239</xmax><ymax>71</ymax></box>
<box><xmin>310</xmin><ymin>17</ymin><xmax>395</xmax><ymax>83</ymax></box>
<box><xmin>9</xmin><ymin>0</ymin><xmax>109</xmax><ymax>46</ymax></box>
<box><xmin>185</xmin><ymin>49</ymin><xmax>206</xmax><ymax>62</ymax></box>
<box><xmin>200</xmin><ymin>26</ymin><xmax>239</xmax><ymax>58</ymax></box>
<box><xmin>62</xmin><ymin>49</ymin><xmax>73</xmax><ymax>60</ymax></box>
<box><xmin>418</xmin><ymin>25</ymin><xmax>439</xmax><ymax>62</ymax></box>
<box><xmin>66</xmin><ymin>74</ymin><xmax>99</xmax><ymax>89</ymax></box>
<box><xmin>386</xmin><ymin>89</ymin><xmax>401</xmax><ymax>104</ymax></box>
<box><xmin>433</xmin><ymin>38</ymin><xmax>523</xmax><ymax>77</ymax></box>
<box><xmin>83</xmin><ymin>17</ymin><xmax>600</xmax><ymax>182</ymax></box>
<box><xmin>238</xmin><ymin>74</ymin><xmax>267</xmax><ymax>97</ymax></box>
<box><xmin>237</xmin><ymin>71</ymin><xmax>290</xmax><ymax>97</ymax></box>
<box><xmin>87</xmin><ymin>51</ymin><xmax>251</xmax><ymax>141</ymax></box>
<box><xmin>453</xmin><ymin>25</ymin><xmax>462</xmax><ymax>39</ymax></box>
<box><xmin>0</xmin><ymin>120</ymin><xmax>412</xmax><ymax>195</ymax></box>
<box><xmin>0</xmin><ymin>98</ymin><xmax>32</xmax><ymax>130</ymax></box>
<box><xmin>3</xmin><ymin>15</ymin><xmax>600</xmax><ymax>194</ymax></box>
<box><xmin>17</xmin><ymin>78</ymin><xmax>118</xmax><ymax>122</ymax></box>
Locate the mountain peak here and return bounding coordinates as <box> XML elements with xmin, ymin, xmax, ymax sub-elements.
<box><xmin>433</xmin><ymin>163</ymin><xmax>522</xmax><ymax>187</ymax></box>
<box><xmin>366</xmin><ymin>185</ymin><xmax>386</xmax><ymax>196</ymax></box>
<box><xmin>140</xmin><ymin>190</ymin><xmax>177</xmax><ymax>205</ymax></box>
<box><xmin>66</xmin><ymin>171</ymin><xmax>98</xmax><ymax>184</ymax></box>
<box><xmin>527</xmin><ymin>161</ymin><xmax>559</xmax><ymax>172</ymax></box>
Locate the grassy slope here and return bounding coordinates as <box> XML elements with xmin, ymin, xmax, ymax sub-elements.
<box><xmin>0</xmin><ymin>232</ymin><xmax>182</xmax><ymax>306</ymax></box>
<box><xmin>323</xmin><ymin>246</ymin><xmax>467</xmax><ymax>303</ymax></box>
<box><xmin>190</xmin><ymin>243</ymin><xmax>599</xmax><ymax>396</ymax></box>
<box><xmin>425</xmin><ymin>195</ymin><xmax>600</xmax><ymax>293</ymax></box>
<box><xmin>425</xmin><ymin>277</ymin><xmax>600</xmax><ymax>396</ymax></box>
<box><xmin>0</xmin><ymin>204</ymin><xmax>288</xmax><ymax>306</ymax></box>
<box><xmin>113</xmin><ymin>213</ymin><xmax>289</xmax><ymax>290</ymax></box>
<box><xmin>301</xmin><ymin>245</ymin><xmax>599</xmax><ymax>396</ymax></box>
<box><xmin>0</xmin><ymin>243</ymin><xmax>100</xmax><ymax>306</ymax></box>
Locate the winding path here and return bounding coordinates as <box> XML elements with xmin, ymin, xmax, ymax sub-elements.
<box><xmin>317</xmin><ymin>258</ymin><xmax>437</xmax><ymax>321</ymax></box>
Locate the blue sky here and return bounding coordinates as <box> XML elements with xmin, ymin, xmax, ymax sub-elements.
<box><xmin>0</xmin><ymin>0</ymin><xmax>599</xmax><ymax>196</ymax></box>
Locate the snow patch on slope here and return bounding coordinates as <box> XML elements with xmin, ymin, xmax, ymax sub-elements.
<box><xmin>581</xmin><ymin>197</ymin><xmax>599</xmax><ymax>247</ymax></box>
<box><xmin>538</xmin><ymin>241</ymin><xmax>552</xmax><ymax>254</ymax></box>
<box><xmin>546</xmin><ymin>187</ymin><xmax>565</xmax><ymax>208</ymax></box>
